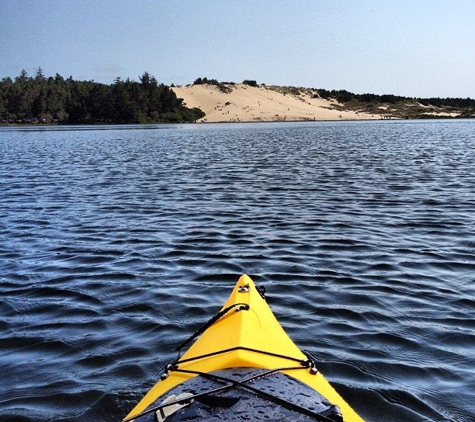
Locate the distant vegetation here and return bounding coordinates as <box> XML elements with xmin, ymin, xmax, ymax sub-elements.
<box><xmin>193</xmin><ymin>77</ymin><xmax>233</xmax><ymax>93</ymax></box>
<box><xmin>193</xmin><ymin>77</ymin><xmax>258</xmax><ymax>91</ymax></box>
<box><xmin>313</xmin><ymin>89</ymin><xmax>475</xmax><ymax>119</ymax></box>
<box><xmin>315</xmin><ymin>88</ymin><xmax>475</xmax><ymax>110</ymax></box>
<box><xmin>0</xmin><ymin>68</ymin><xmax>205</xmax><ymax>124</ymax></box>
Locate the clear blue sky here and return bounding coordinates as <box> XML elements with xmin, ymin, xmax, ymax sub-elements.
<box><xmin>1</xmin><ymin>0</ymin><xmax>474</xmax><ymax>98</ymax></box>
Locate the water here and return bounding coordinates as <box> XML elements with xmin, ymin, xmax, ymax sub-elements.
<box><xmin>1</xmin><ymin>120</ymin><xmax>474</xmax><ymax>422</ymax></box>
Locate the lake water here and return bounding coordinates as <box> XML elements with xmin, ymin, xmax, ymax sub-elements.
<box><xmin>1</xmin><ymin>120</ymin><xmax>474</xmax><ymax>422</ymax></box>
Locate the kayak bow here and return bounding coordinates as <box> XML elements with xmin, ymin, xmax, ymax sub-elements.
<box><xmin>124</xmin><ymin>274</ymin><xmax>365</xmax><ymax>422</ymax></box>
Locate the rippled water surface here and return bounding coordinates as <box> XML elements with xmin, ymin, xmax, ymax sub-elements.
<box><xmin>1</xmin><ymin>120</ymin><xmax>474</xmax><ymax>422</ymax></box>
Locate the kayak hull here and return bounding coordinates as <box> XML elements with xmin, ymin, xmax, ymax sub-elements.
<box><xmin>125</xmin><ymin>275</ymin><xmax>365</xmax><ymax>422</ymax></box>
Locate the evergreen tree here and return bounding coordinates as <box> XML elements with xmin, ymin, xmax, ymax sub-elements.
<box><xmin>0</xmin><ymin>69</ymin><xmax>205</xmax><ymax>124</ymax></box>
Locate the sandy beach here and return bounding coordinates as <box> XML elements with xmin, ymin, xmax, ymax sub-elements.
<box><xmin>172</xmin><ymin>83</ymin><xmax>379</xmax><ymax>123</ymax></box>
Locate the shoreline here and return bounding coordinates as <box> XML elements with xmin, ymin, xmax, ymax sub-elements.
<box><xmin>3</xmin><ymin>116</ymin><xmax>471</xmax><ymax>128</ymax></box>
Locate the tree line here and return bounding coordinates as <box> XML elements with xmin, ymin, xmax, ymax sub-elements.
<box><xmin>0</xmin><ymin>68</ymin><xmax>205</xmax><ymax>124</ymax></box>
<box><xmin>315</xmin><ymin>88</ymin><xmax>475</xmax><ymax>109</ymax></box>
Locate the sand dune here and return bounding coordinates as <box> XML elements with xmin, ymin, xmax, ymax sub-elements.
<box><xmin>172</xmin><ymin>83</ymin><xmax>378</xmax><ymax>123</ymax></box>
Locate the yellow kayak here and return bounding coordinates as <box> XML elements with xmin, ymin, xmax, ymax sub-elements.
<box><xmin>124</xmin><ymin>274</ymin><xmax>365</xmax><ymax>422</ymax></box>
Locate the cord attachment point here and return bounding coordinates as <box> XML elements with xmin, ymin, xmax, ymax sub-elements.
<box><xmin>238</xmin><ymin>284</ymin><xmax>250</xmax><ymax>293</ymax></box>
<box><xmin>235</xmin><ymin>304</ymin><xmax>250</xmax><ymax>312</ymax></box>
<box><xmin>301</xmin><ymin>357</ymin><xmax>319</xmax><ymax>375</ymax></box>
<box><xmin>257</xmin><ymin>285</ymin><xmax>267</xmax><ymax>300</ymax></box>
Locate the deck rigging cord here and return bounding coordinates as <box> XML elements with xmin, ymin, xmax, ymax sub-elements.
<box><xmin>174</xmin><ymin>302</ymin><xmax>250</xmax><ymax>353</ymax></box>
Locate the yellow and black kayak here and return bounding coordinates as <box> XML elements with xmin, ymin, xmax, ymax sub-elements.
<box><xmin>124</xmin><ymin>275</ymin><xmax>365</xmax><ymax>422</ymax></box>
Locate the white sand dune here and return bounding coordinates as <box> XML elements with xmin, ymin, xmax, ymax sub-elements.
<box><xmin>172</xmin><ymin>83</ymin><xmax>378</xmax><ymax>123</ymax></box>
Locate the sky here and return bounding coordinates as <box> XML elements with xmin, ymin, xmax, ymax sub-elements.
<box><xmin>1</xmin><ymin>0</ymin><xmax>474</xmax><ymax>98</ymax></box>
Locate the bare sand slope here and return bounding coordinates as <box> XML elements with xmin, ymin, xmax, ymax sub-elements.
<box><xmin>172</xmin><ymin>84</ymin><xmax>378</xmax><ymax>122</ymax></box>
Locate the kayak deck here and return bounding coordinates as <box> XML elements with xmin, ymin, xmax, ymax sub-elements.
<box><xmin>124</xmin><ymin>275</ymin><xmax>365</xmax><ymax>422</ymax></box>
<box><xmin>132</xmin><ymin>368</ymin><xmax>344</xmax><ymax>421</ymax></box>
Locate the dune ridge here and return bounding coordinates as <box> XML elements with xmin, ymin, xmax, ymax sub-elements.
<box><xmin>172</xmin><ymin>83</ymin><xmax>379</xmax><ymax>123</ymax></box>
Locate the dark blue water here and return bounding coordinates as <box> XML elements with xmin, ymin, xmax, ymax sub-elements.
<box><xmin>1</xmin><ymin>120</ymin><xmax>474</xmax><ymax>422</ymax></box>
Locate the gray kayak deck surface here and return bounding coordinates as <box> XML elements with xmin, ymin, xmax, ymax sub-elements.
<box><xmin>133</xmin><ymin>367</ymin><xmax>343</xmax><ymax>422</ymax></box>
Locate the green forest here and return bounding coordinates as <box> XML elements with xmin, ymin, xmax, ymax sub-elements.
<box><xmin>315</xmin><ymin>88</ymin><xmax>475</xmax><ymax>109</ymax></box>
<box><xmin>0</xmin><ymin>68</ymin><xmax>205</xmax><ymax>124</ymax></box>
